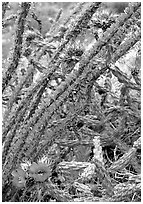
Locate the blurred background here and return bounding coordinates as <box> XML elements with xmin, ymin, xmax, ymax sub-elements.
<box><xmin>2</xmin><ymin>2</ymin><xmax>129</xmax><ymax>60</ymax></box>
<box><xmin>2</xmin><ymin>2</ymin><xmax>75</xmax><ymax>59</ymax></box>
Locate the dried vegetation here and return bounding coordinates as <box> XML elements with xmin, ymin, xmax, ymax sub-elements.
<box><xmin>2</xmin><ymin>2</ymin><xmax>141</xmax><ymax>202</ymax></box>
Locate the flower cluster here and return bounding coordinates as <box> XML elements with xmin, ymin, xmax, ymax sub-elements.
<box><xmin>12</xmin><ymin>162</ymin><xmax>51</xmax><ymax>188</ymax></box>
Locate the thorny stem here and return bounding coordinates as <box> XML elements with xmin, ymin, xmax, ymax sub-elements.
<box><xmin>2</xmin><ymin>3</ymin><xmax>31</xmax><ymax>92</ymax></box>
<box><xmin>2</xmin><ymin>3</ymin><xmax>141</xmax><ymax>200</ymax></box>
<box><xmin>3</xmin><ymin>2</ymin><xmax>102</xmax><ymax>142</ymax></box>
<box><xmin>3</xmin><ymin>27</ymin><xmax>140</xmax><ymax>182</ymax></box>
<box><xmin>2</xmin><ymin>2</ymin><xmax>9</xmax><ymax>19</ymax></box>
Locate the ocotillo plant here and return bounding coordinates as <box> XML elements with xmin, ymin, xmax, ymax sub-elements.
<box><xmin>2</xmin><ymin>2</ymin><xmax>141</xmax><ymax>202</ymax></box>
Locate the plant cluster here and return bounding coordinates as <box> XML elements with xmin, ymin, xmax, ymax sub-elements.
<box><xmin>2</xmin><ymin>2</ymin><xmax>141</xmax><ymax>202</ymax></box>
